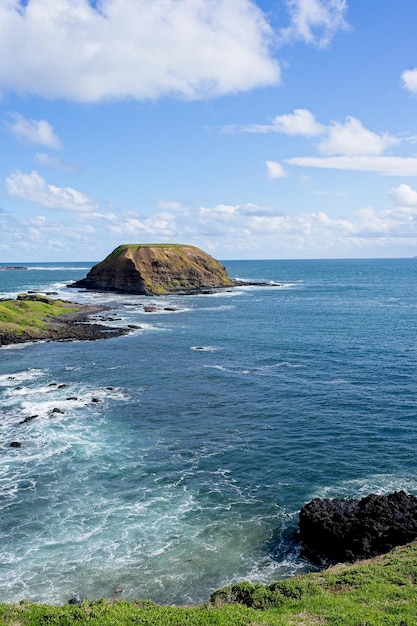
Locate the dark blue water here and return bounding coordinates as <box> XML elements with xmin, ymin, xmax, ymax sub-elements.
<box><xmin>1</xmin><ymin>259</ymin><xmax>417</xmax><ymax>604</ymax></box>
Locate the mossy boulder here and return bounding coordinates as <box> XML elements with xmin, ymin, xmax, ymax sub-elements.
<box><xmin>71</xmin><ymin>244</ymin><xmax>235</xmax><ymax>295</ymax></box>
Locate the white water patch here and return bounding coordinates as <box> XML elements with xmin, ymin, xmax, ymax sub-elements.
<box><xmin>57</xmin><ymin>288</ymin><xmax>194</xmax><ymax>320</ymax></box>
<box><xmin>201</xmin><ymin>360</ymin><xmax>304</xmax><ymax>378</ymax></box>
<box><xmin>199</xmin><ymin>304</ymin><xmax>236</xmax><ymax>312</ymax></box>
<box><xmin>205</xmin><ymin>289</ymin><xmax>246</xmax><ymax>298</ymax></box>
<box><xmin>30</xmin><ymin>266</ymin><xmax>92</xmax><ymax>271</ymax></box>
<box><xmin>135</xmin><ymin>306</ymin><xmax>192</xmax><ymax>316</ymax></box>
<box><xmin>203</xmin><ymin>364</ymin><xmax>228</xmax><ymax>372</ymax></box>
<box><xmin>0</xmin><ymin>368</ymin><xmax>47</xmax><ymax>388</ymax></box>
<box><xmin>233</xmin><ymin>280</ymin><xmax>298</xmax><ymax>290</ymax></box>
<box><xmin>0</xmin><ymin>442</ymin><xmax>289</xmax><ymax>604</ymax></box>
<box><xmin>4</xmin><ymin>381</ymin><xmax>128</xmax><ymax>417</ymax></box>
<box><xmin>201</xmin><ymin>364</ymin><xmax>256</xmax><ymax>378</ymax></box>
<box><xmin>0</xmin><ymin>370</ymin><xmax>129</xmax><ymax>442</ymax></box>
<box><xmin>0</xmin><ymin>290</ymin><xmax>22</xmax><ymax>299</ymax></box>
<box><xmin>190</xmin><ymin>346</ymin><xmax>220</xmax><ymax>352</ymax></box>
<box><xmin>313</xmin><ymin>474</ymin><xmax>417</xmax><ymax>501</ymax></box>
<box><xmin>259</xmin><ymin>362</ymin><xmax>304</xmax><ymax>371</ymax></box>
<box><xmin>240</xmin><ymin>552</ymin><xmax>315</xmax><ymax>587</ymax></box>
<box><xmin>0</xmin><ymin>493</ymin><xmax>276</xmax><ymax>604</ymax></box>
<box><xmin>0</xmin><ymin>372</ymin><xmax>133</xmax><ymax>529</ymax></box>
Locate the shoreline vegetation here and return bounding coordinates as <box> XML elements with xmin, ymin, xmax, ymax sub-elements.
<box><xmin>1</xmin><ymin>541</ymin><xmax>417</xmax><ymax>625</ymax></box>
<box><xmin>0</xmin><ymin>294</ymin><xmax>128</xmax><ymax>346</ymax></box>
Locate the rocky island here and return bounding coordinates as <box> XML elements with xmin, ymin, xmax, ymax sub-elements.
<box><xmin>70</xmin><ymin>244</ymin><xmax>236</xmax><ymax>295</ymax></box>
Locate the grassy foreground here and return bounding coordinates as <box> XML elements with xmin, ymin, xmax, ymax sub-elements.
<box><xmin>2</xmin><ymin>542</ymin><xmax>417</xmax><ymax>625</ymax></box>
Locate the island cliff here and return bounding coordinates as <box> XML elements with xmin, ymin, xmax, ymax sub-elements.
<box><xmin>71</xmin><ymin>244</ymin><xmax>235</xmax><ymax>295</ymax></box>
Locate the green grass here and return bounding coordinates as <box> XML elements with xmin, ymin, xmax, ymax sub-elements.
<box><xmin>109</xmin><ymin>244</ymin><xmax>193</xmax><ymax>258</ymax></box>
<box><xmin>0</xmin><ymin>296</ymin><xmax>78</xmax><ymax>336</ymax></box>
<box><xmin>2</xmin><ymin>542</ymin><xmax>417</xmax><ymax>625</ymax></box>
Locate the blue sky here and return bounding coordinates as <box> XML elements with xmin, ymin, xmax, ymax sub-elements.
<box><xmin>1</xmin><ymin>0</ymin><xmax>417</xmax><ymax>261</ymax></box>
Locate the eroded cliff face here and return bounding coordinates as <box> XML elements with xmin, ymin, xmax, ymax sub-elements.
<box><xmin>72</xmin><ymin>244</ymin><xmax>235</xmax><ymax>295</ymax></box>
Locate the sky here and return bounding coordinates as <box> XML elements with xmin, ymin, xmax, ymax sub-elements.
<box><xmin>1</xmin><ymin>0</ymin><xmax>417</xmax><ymax>262</ymax></box>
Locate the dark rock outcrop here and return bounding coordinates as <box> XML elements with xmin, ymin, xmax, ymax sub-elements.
<box><xmin>70</xmin><ymin>244</ymin><xmax>235</xmax><ymax>295</ymax></box>
<box><xmin>19</xmin><ymin>415</ymin><xmax>38</xmax><ymax>424</ymax></box>
<box><xmin>299</xmin><ymin>491</ymin><xmax>417</xmax><ymax>563</ymax></box>
<box><xmin>68</xmin><ymin>595</ymin><xmax>83</xmax><ymax>605</ymax></box>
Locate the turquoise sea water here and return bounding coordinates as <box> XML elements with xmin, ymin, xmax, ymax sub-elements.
<box><xmin>1</xmin><ymin>258</ymin><xmax>417</xmax><ymax>604</ymax></box>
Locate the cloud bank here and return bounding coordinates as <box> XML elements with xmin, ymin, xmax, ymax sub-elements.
<box><xmin>0</xmin><ymin>0</ymin><xmax>280</xmax><ymax>102</ymax></box>
<box><xmin>4</xmin><ymin>183</ymin><xmax>417</xmax><ymax>260</ymax></box>
<box><xmin>0</xmin><ymin>0</ymin><xmax>352</xmax><ymax>102</ymax></box>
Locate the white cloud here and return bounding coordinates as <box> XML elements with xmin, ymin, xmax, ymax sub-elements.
<box><xmin>266</xmin><ymin>160</ymin><xmax>288</xmax><ymax>179</ymax></box>
<box><xmin>0</xmin><ymin>0</ymin><xmax>280</xmax><ymax>102</ymax></box>
<box><xmin>229</xmin><ymin>111</ymin><xmax>396</xmax><ymax>158</ymax></box>
<box><xmin>5</xmin><ymin>170</ymin><xmax>97</xmax><ymax>211</ymax></box>
<box><xmin>227</xmin><ymin>108</ymin><xmax>409</xmax><ymax>177</ymax></box>
<box><xmin>318</xmin><ymin>116</ymin><xmax>399</xmax><ymax>156</ymax></box>
<box><xmin>286</xmin><ymin>155</ymin><xmax>417</xmax><ymax>176</ymax></box>
<box><xmin>389</xmin><ymin>184</ymin><xmax>417</xmax><ymax>207</ymax></box>
<box><xmin>280</xmin><ymin>0</ymin><xmax>349</xmax><ymax>48</ymax></box>
<box><xmin>7</xmin><ymin>113</ymin><xmax>62</xmax><ymax>149</ymax></box>
<box><xmin>401</xmin><ymin>67</ymin><xmax>417</xmax><ymax>94</ymax></box>
<box><xmin>223</xmin><ymin>108</ymin><xmax>325</xmax><ymax>135</ymax></box>
<box><xmin>271</xmin><ymin>108</ymin><xmax>325</xmax><ymax>136</ymax></box>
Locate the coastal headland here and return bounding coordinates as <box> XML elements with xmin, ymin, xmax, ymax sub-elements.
<box><xmin>0</xmin><ymin>293</ymin><xmax>128</xmax><ymax>346</ymax></box>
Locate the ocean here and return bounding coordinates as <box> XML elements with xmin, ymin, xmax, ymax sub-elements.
<box><xmin>1</xmin><ymin>258</ymin><xmax>417</xmax><ymax>605</ymax></box>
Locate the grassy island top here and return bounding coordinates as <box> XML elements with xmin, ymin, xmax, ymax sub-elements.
<box><xmin>2</xmin><ymin>540</ymin><xmax>417</xmax><ymax>625</ymax></box>
<box><xmin>109</xmin><ymin>243</ymin><xmax>197</xmax><ymax>257</ymax></box>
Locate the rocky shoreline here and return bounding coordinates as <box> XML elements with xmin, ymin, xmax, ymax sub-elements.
<box><xmin>0</xmin><ymin>301</ymin><xmax>129</xmax><ymax>347</ymax></box>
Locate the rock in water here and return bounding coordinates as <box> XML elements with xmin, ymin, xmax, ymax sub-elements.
<box><xmin>299</xmin><ymin>491</ymin><xmax>417</xmax><ymax>563</ymax></box>
<box><xmin>71</xmin><ymin>244</ymin><xmax>235</xmax><ymax>295</ymax></box>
